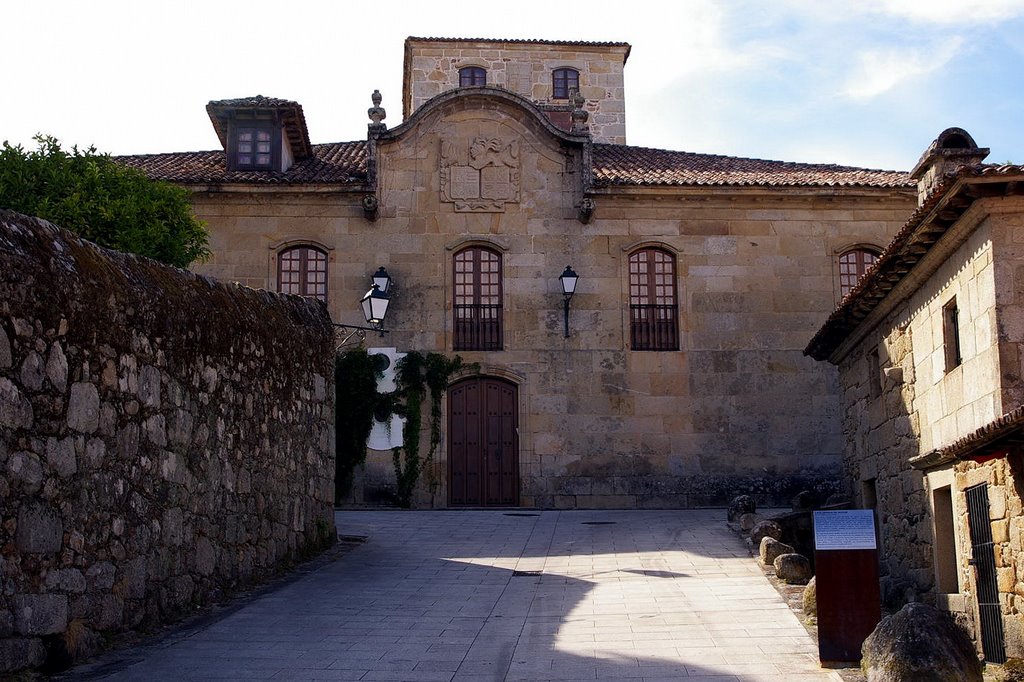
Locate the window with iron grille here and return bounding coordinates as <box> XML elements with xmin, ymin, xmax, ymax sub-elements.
<box><xmin>839</xmin><ymin>248</ymin><xmax>879</xmax><ymax>298</ymax></box>
<box><xmin>629</xmin><ymin>248</ymin><xmax>678</xmax><ymax>351</ymax></box>
<box><xmin>552</xmin><ymin>68</ymin><xmax>579</xmax><ymax>99</ymax></box>
<box><xmin>454</xmin><ymin>247</ymin><xmax>502</xmax><ymax>350</ymax></box>
<box><xmin>278</xmin><ymin>246</ymin><xmax>328</xmax><ymax>302</ymax></box>
<box><xmin>459</xmin><ymin>66</ymin><xmax>486</xmax><ymax>87</ymax></box>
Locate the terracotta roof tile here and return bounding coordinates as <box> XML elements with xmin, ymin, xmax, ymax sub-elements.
<box><xmin>911</xmin><ymin>405</ymin><xmax>1024</xmax><ymax>470</ymax></box>
<box><xmin>207</xmin><ymin>95</ymin><xmax>301</xmax><ymax>108</ymax></box>
<box><xmin>592</xmin><ymin>144</ymin><xmax>913</xmax><ymax>188</ymax></box>
<box><xmin>119</xmin><ymin>140</ymin><xmax>913</xmax><ymax>191</ymax></box>
<box><xmin>805</xmin><ymin>163</ymin><xmax>1024</xmax><ymax>361</ymax></box>
<box><xmin>406</xmin><ymin>36</ymin><xmax>630</xmax><ymax>49</ymax></box>
<box><xmin>117</xmin><ymin>142</ymin><xmax>368</xmax><ymax>185</ymax></box>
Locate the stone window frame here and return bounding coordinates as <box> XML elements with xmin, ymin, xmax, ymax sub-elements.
<box><xmin>459</xmin><ymin>66</ymin><xmax>487</xmax><ymax>87</ymax></box>
<box><xmin>625</xmin><ymin>245</ymin><xmax>680</xmax><ymax>352</ymax></box>
<box><xmin>552</xmin><ymin>68</ymin><xmax>580</xmax><ymax>100</ymax></box>
<box><xmin>834</xmin><ymin>244</ymin><xmax>882</xmax><ymax>301</ymax></box>
<box><xmin>268</xmin><ymin>238</ymin><xmax>334</xmax><ymax>303</ymax></box>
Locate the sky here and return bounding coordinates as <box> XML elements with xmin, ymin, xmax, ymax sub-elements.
<box><xmin>3</xmin><ymin>0</ymin><xmax>1023</xmax><ymax>172</ymax></box>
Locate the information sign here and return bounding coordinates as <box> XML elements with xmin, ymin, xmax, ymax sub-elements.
<box><xmin>813</xmin><ymin>510</ymin><xmax>877</xmax><ymax>550</ymax></box>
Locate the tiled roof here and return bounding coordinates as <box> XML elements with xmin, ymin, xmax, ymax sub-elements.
<box><xmin>117</xmin><ymin>142</ymin><xmax>368</xmax><ymax>185</ymax></box>
<box><xmin>118</xmin><ymin>140</ymin><xmax>913</xmax><ymax>191</ymax></box>
<box><xmin>592</xmin><ymin>144</ymin><xmax>914</xmax><ymax>188</ymax></box>
<box><xmin>911</xmin><ymin>405</ymin><xmax>1024</xmax><ymax>470</ymax></box>
<box><xmin>208</xmin><ymin>95</ymin><xmax>301</xmax><ymax>108</ymax></box>
<box><xmin>406</xmin><ymin>36</ymin><xmax>630</xmax><ymax>49</ymax></box>
<box><xmin>805</xmin><ymin>164</ymin><xmax>1024</xmax><ymax>361</ymax></box>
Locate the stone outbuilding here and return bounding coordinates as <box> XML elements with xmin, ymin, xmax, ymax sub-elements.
<box><xmin>120</xmin><ymin>36</ymin><xmax>917</xmax><ymax>509</ymax></box>
<box><xmin>806</xmin><ymin>127</ymin><xmax>1024</xmax><ymax>663</ymax></box>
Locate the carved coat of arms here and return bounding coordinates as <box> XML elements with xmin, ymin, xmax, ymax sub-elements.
<box><xmin>440</xmin><ymin>136</ymin><xmax>520</xmax><ymax>212</ymax></box>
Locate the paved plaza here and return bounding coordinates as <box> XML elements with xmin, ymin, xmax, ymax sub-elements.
<box><xmin>66</xmin><ymin>510</ymin><xmax>840</xmax><ymax>681</ymax></box>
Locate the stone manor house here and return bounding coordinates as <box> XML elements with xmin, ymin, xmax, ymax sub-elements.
<box><xmin>121</xmin><ymin>37</ymin><xmax>919</xmax><ymax>509</ymax></box>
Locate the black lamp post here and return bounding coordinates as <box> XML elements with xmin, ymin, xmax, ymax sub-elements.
<box><xmin>559</xmin><ymin>265</ymin><xmax>579</xmax><ymax>338</ymax></box>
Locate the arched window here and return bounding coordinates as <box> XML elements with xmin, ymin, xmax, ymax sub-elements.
<box><xmin>629</xmin><ymin>248</ymin><xmax>678</xmax><ymax>351</ymax></box>
<box><xmin>552</xmin><ymin>68</ymin><xmax>579</xmax><ymax>100</ymax></box>
<box><xmin>277</xmin><ymin>246</ymin><xmax>328</xmax><ymax>301</ymax></box>
<box><xmin>838</xmin><ymin>248</ymin><xmax>879</xmax><ymax>298</ymax></box>
<box><xmin>453</xmin><ymin>246</ymin><xmax>502</xmax><ymax>350</ymax></box>
<box><xmin>459</xmin><ymin>67</ymin><xmax>486</xmax><ymax>87</ymax></box>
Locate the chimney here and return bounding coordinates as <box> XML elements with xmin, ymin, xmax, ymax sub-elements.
<box><xmin>909</xmin><ymin>128</ymin><xmax>989</xmax><ymax>206</ymax></box>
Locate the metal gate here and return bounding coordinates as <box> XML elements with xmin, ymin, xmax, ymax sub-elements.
<box><xmin>965</xmin><ymin>483</ymin><xmax>1007</xmax><ymax>663</ymax></box>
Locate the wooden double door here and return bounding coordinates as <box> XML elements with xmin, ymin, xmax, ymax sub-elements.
<box><xmin>448</xmin><ymin>377</ymin><xmax>519</xmax><ymax>506</ymax></box>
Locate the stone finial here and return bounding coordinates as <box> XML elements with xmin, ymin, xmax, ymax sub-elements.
<box><xmin>368</xmin><ymin>90</ymin><xmax>387</xmax><ymax>136</ymax></box>
<box><xmin>571</xmin><ymin>90</ymin><xmax>589</xmax><ymax>134</ymax></box>
<box><xmin>909</xmin><ymin>127</ymin><xmax>989</xmax><ymax>206</ymax></box>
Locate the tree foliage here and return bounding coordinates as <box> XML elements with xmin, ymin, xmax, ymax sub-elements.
<box><xmin>0</xmin><ymin>135</ymin><xmax>208</xmax><ymax>268</ymax></box>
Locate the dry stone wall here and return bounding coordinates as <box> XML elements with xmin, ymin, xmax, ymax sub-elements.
<box><xmin>0</xmin><ymin>210</ymin><xmax>336</xmax><ymax>673</ymax></box>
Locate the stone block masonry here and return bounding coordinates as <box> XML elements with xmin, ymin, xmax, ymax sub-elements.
<box><xmin>0</xmin><ymin>210</ymin><xmax>336</xmax><ymax>673</ymax></box>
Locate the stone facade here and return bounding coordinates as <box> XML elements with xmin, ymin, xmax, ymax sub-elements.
<box><xmin>403</xmin><ymin>38</ymin><xmax>630</xmax><ymax>144</ymax></box>
<box><xmin>807</xmin><ymin>131</ymin><xmax>1024</xmax><ymax>660</ymax></box>
<box><xmin>121</xmin><ymin>37</ymin><xmax>918</xmax><ymax>510</ymax></box>
<box><xmin>0</xmin><ymin>211</ymin><xmax>336</xmax><ymax>672</ymax></box>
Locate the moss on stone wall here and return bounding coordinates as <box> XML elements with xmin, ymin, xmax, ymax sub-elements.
<box><xmin>0</xmin><ymin>210</ymin><xmax>336</xmax><ymax>674</ymax></box>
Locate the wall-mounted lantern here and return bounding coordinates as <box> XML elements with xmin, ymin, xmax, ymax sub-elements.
<box><xmin>559</xmin><ymin>265</ymin><xmax>579</xmax><ymax>338</ymax></box>
<box><xmin>335</xmin><ymin>267</ymin><xmax>394</xmax><ymax>347</ymax></box>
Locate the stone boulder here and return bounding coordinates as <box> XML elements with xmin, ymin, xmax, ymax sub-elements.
<box><xmin>739</xmin><ymin>513</ymin><xmax>756</xmax><ymax>531</ymax></box>
<box><xmin>803</xmin><ymin>576</ymin><xmax>817</xmax><ymax>617</ymax></box>
<box><xmin>773</xmin><ymin>553</ymin><xmax>812</xmax><ymax>584</ymax></box>
<box><xmin>791</xmin><ymin>490</ymin><xmax>816</xmax><ymax>511</ymax></box>
<box><xmin>759</xmin><ymin>536</ymin><xmax>794</xmax><ymax>567</ymax></box>
<box><xmin>750</xmin><ymin>520</ymin><xmax>783</xmax><ymax>547</ymax></box>
<box><xmin>861</xmin><ymin>602</ymin><xmax>982</xmax><ymax>682</ymax></box>
<box><xmin>727</xmin><ymin>495</ymin><xmax>756</xmax><ymax>522</ymax></box>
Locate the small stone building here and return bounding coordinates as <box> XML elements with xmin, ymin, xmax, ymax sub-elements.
<box><xmin>806</xmin><ymin>128</ymin><xmax>1024</xmax><ymax>662</ymax></box>
<box><xmin>121</xmin><ymin>36</ymin><xmax>917</xmax><ymax>509</ymax></box>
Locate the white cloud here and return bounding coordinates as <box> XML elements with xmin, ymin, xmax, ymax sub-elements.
<box><xmin>841</xmin><ymin>37</ymin><xmax>964</xmax><ymax>100</ymax></box>
<box><xmin>874</xmin><ymin>0</ymin><xmax>1024</xmax><ymax>24</ymax></box>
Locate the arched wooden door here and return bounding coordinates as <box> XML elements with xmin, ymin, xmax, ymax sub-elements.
<box><xmin>448</xmin><ymin>377</ymin><xmax>519</xmax><ymax>506</ymax></box>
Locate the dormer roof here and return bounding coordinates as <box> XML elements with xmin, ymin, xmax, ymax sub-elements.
<box><xmin>206</xmin><ymin>95</ymin><xmax>313</xmax><ymax>161</ymax></box>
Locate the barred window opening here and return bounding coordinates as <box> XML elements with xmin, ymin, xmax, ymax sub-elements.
<box><xmin>454</xmin><ymin>247</ymin><xmax>502</xmax><ymax>350</ymax></box>
<box><xmin>629</xmin><ymin>248</ymin><xmax>679</xmax><ymax>351</ymax></box>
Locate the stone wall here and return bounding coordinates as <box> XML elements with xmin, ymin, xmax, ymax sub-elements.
<box><xmin>403</xmin><ymin>38</ymin><xmax>630</xmax><ymax>144</ymax></box>
<box><xmin>838</xmin><ymin>213</ymin><xmax>1001</xmax><ymax>603</ymax></box>
<box><xmin>0</xmin><ymin>211</ymin><xmax>336</xmax><ymax>673</ymax></box>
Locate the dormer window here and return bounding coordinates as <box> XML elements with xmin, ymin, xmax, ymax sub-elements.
<box><xmin>552</xmin><ymin>68</ymin><xmax>579</xmax><ymax>100</ymax></box>
<box><xmin>459</xmin><ymin>67</ymin><xmax>486</xmax><ymax>87</ymax></box>
<box><xmin>207</xmin><ymin>96</ymin><xmax>313</xmax><ymax>174</ymax></box>
<box><xmin>235</xmin><ymin>126</ymin><xmax>273</xmax><ymax>169</ymax></box>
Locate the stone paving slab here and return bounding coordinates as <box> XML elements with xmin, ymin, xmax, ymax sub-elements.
<box><xmin>64</xmin><ymin>510</ymin><xmax>840</xmax><ymax>681</ymax></box>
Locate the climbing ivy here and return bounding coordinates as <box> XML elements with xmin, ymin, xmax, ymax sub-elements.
<box><xmin>392</xmin><ymin>351</ymin><xmax>469</xmax><ymax>508</ymax></box>
<box><xmin>334</xmin><ymin>347</ymin><xmax>471</xmax><ymax>507</ymax></box>
<box><xmin>334</xmin><ymin>347</ymin><xmax>384</xmax><ymax>502</ymax></box>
